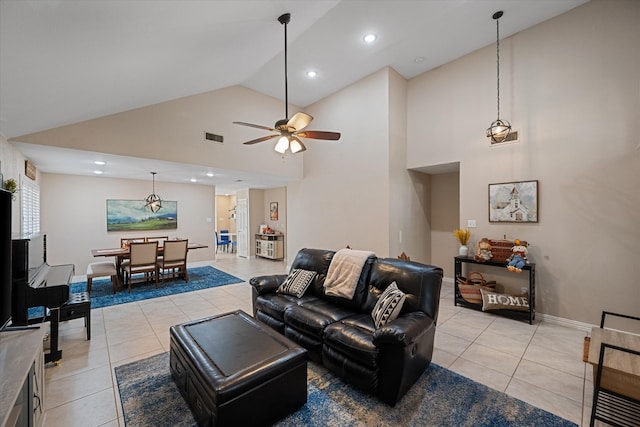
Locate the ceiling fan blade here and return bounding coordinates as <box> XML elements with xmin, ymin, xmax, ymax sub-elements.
<box><xmin>287</xmin><ymin>112</ymin><xmax>313</xmax><ymax>131</ymax></box>
<box><xmin>242</xmin><ymin>134</ymin><xmax>279</xmax><ymax>145</ymax></box>
<box><xmin>290</xmin><ymin>136</ymin><xmax>306</xmax><ymax>153</ymax></box>
<box><xmin>295</xmin><ymin>130</ymin><xmax>341</xmax><ymax>141</ymax></box>
<box><xmin>233</xmin><ymin>121</ymin><xmax>276</xmax><ymax>132</ymax></box>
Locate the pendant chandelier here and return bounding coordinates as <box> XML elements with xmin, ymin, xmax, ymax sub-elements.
<box><xmin>145</xmin><ymin>172</ymin><xmax>163</xmax><ymax>213</ymax></box>
<box><xmin>486</xmin><ymin>10</ymin><xmax>511</xmax><ymax>143</ymax></box>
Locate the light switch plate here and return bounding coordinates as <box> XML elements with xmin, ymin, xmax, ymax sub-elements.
<box><xmin>467</xmin><ymin>219</ymin><xmax>477</xmax><ymax>228</ymax></box>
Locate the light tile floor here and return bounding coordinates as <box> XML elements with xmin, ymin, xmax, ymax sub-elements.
<box><xmin>41</xmin><ymin>254</ymin><xmax>596</xmax><ymax>426</ymax></box>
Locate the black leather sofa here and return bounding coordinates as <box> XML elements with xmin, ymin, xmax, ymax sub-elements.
<box><xmin>250</xmin><ymin>248</ymin><xmax>443</xmax><ymax>406</ymax></box>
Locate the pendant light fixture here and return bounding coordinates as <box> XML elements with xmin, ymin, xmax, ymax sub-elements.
<box><xmin>486</xmin><ymin>10</ymin><xmax>512</xmax><ymax>143</ymax></box>
<box><xmin>145</xmin><ymin>172</ymin><xmax>163</xmax><ymax>213</ymax></box>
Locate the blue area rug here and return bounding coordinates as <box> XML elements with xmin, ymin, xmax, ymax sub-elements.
<box><xmin>28</xmin><ymin>266</ymin><xmax>243</xmax><ymax>318</ymax></box>
<box><xmin>115</xmin><ymin>352</ymin><xmax>577</xmax><ymax>427</ymax></box>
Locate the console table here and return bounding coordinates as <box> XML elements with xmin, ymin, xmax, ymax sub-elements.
<box><xmin>0</xmin><ymin>326</ymin><xmax>46</xmax><ymax>427</ymax></box>
<box><xmin>255</xmin><ymin>234</ymin><xmax>284</xmax><ymax>260</ymax></box>
<box><xmin>454</xmin><ymin>256</ymin><xmax>536</xmax><ymax>324</ymax></box>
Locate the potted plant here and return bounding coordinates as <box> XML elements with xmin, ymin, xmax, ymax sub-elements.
<box><xmin>454</xmin><ymin>228</ymin><xmax>471</xmax><ymax>256</ymax></box>
<box><xmin>3</xmin><ymin>178</ymin><xmax>18</xmax><ymax>201</ymax></box>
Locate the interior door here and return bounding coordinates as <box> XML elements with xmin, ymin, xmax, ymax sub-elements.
<box><xmin>237</xmin><ymin>198</ymin><xmax>249</xmax><ymax>258</ymax></box>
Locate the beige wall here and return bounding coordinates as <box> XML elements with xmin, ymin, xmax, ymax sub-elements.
<box><xmin>13</xmin><ymin>85</ymin><xmax>304</xmax><ymax>180</ymax></box>
<box><xmin>288</xmin><ymin>69</ymin><xmax>392</xmax><ymax>259</ymax></box>
<box><xmin>430</xmin><ymin>172</ymin><xmax>459</xmax><ymax>278</ymax></box>
<box><xmin>407</xmin><ymin>0</ymin><xmax>640</xmax><ymax>324</ymax></box>
<box><xmin>215</xmin><ymin>194</ymin><xmax>237</xmax><ymax>233</ymax></box>
<box><xmin>0</xmin><ymin>135</ymin><xmax>31</xmax><ymax>233</ymax></box>
<box><xmin>40</xmin><ymin>173</ymin><xmax>216</xmax><ymax>275</ymax></box>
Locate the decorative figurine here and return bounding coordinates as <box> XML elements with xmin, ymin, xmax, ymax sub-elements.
<box><xmin>474</xmin><ymin>237</ymin><xmax>493</xmax><ymax>262</ymax></box>
<box><xmin>507</xmin><ymin>239</ymin><xmax>529</xmax><ymax>273</ymax></box>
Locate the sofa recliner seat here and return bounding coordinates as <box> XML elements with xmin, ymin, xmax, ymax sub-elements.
<box><xmin>250</xmin><ymin>248</ymin><xmax>443</xmax><ymax>406</ymax></box>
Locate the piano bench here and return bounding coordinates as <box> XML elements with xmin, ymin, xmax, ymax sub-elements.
<box><xmin>87</xmin><ymin>262</ymin><xmax>119</xmax><ymax>294</ymax></box>
<box><xmin>59</xmin><ymin>292</ymin><xmax>91</xmax><ymax>340</ymax></box>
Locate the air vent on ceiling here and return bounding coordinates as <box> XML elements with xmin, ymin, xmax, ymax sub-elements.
<box><xmin>490</xmin><ymin>129</ymin><xmax>519</xmax><ymax>145</ymax></box>
<box><xmin>204</xmin><ymin>132</ymin><xmax>224</xmax><ymax>143</ymax></box>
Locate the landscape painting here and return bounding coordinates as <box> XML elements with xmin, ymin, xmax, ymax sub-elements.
<box><xmin>107</xmin><ymin>199</ymin><xmax>177</xmax><ymax>231</ymax></box>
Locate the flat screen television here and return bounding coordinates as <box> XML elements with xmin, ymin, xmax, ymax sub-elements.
<box><xmin>0</xmin><ymin>189</ymin><xmax>12</xmax><ymax>331</ymax></box>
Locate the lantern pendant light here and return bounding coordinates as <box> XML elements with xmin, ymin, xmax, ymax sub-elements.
<box><xmin>145</xmin><ymin>172</ymin><xmax>163</xmax><ymax>213</ymax></box>
<box><xmin>486</xmin><ymin>10</ymin><xmax>512</xmax><ymax>143</ymax></box>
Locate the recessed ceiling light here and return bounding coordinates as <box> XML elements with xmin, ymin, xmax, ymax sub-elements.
<box><xmin>94</xmin><ymin>160</ymin><xmax>106</xmax><ymax>165</ymax></box>
<box><xmin>93</xmin><ymin>170</ymin><xmax>103</xmax><ymax>174</ymax></box>
<box><xmin>190</xmin><ymin>178</ymin><xmax>197</xmax><ymax>183</ymax></box>
<box><xmin>306</xmin><ymin>70</ymin><xmax>317</xmax><ymax>78</ymax></box>
<box><xmin>206</xmin><ymin>172</ymin><xmax>214</xmax><ymax>177</ymax></box>
<box><xmin>414</xmin><ymin>56</ymin><xmax>425</xmax><ymax>64</ymax></box>
<box><xmin>363</xmin><ymin>33</ymin><xmax>377</xmax><ymax>43</ymax></box>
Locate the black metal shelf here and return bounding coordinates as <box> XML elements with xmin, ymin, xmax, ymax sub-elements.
<box><xmin>454</xmin><ymin>256</ymin><xmax>536</xmax><ymax>324</ymax></box>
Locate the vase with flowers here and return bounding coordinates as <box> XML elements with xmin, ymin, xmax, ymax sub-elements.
<box><xmin>454</xmin><ymin>228</ymin><xmax>471</xmax><ymax>256</ymax></box>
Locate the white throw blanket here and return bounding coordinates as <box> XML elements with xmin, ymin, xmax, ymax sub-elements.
<box><xmin>324</xmin><ymin>249</ymin><xmax>375</xmax><ymax>300</ymax></box>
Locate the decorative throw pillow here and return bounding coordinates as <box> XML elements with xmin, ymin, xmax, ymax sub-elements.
<box><xmin>277</xmin><ymin>269</ymin><xmax>316</xmax><ymax>298</ymax></box>
<box><xmin>480</xmin><ymin>288</ymin><xmax>529</xmax><ymax>312</ymax></box>
<box><xmin>371</xmin><ymin>281</ymin><xmax>406</xmax><ymax>328</ymax></box>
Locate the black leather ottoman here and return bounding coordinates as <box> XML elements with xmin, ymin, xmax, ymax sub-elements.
<box><xmin>169</xmin><ymin>310</ymin><xmax>308</xmax><ymax>427</ymax></box>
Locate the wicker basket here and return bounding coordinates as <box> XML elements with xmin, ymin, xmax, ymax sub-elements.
<box><xmin>489</xmin><ymin>239</ymin><xmax>514</xmax><ymax>263</ymax></box>
<box><xmin>457</xmin><ymin>272</ymin><xmax>496</xmax><ymax>304</ymax></box>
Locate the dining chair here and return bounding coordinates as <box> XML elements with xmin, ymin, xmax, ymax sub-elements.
<box><xmin>157</xmin><ymin>239</ymin><xmax>189</xmax><ymax>285</ymax></box>
<box><xmin>146</xmin><ymin>236</ymin><xmax>168</xmax><ymax>244</ymax></box>
<box><xmin>220</xmin><ymin>230</ymin><xmax>231</xmax><ymax>252</ymax></box>
<box><xmin>123</xmin><ymin>241</ymin><xmax>158</xmax><ymax>292</ymax></box>
<box><xmin>120</xmin><ymin>237</ymin><xmax>145</xmax><ymax>248</ymax></box>
<box><xmin>215</xmin><ymin>231</ymin><xmax>229</xmax><ymax>253</ymax></box>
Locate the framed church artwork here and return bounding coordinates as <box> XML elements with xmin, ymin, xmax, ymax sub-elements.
<box><xmin>488</xmin><ymin>180</ymin><xmax>538</xmax><ymax>223</ymax></box>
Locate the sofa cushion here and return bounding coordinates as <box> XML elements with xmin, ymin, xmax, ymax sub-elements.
<box><xmin>323</xmin><ymin>313</ymin><xmax>378</xmax><ymax>369</ymax></box>
<box><xmin>284</xmin><ymin>299</ymin><xmax>357</xmax><ymax>339</ymax></box>
<box><xmin>255</xmin><ymin>293</ymin><xmax>317</xmax><ymax>322</ymax></box>
<box><xmin>277</xmin><ymin>269</ymin><xmax>316</xmax><ymax>298</ymax></box>
<box><xmin>371</xmin><ymin>282</ymin><xmax>406</xmax><ymax>328</ymax></box>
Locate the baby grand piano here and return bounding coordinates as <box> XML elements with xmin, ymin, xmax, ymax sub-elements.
<box><xmin>12</xmin><ymin>233</ymin><xmax>74</xmax><ymax>363</ymax></box>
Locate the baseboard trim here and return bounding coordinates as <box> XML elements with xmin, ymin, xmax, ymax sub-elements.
<box><xmin>539</xmin><ymin>313</ymin><xmax>595</xmax><ymax>332</ymax></box>
<box><xmin>443</xmin><ymin>276</ymin><xmax>595</xmax><ymax>332</ymax></box>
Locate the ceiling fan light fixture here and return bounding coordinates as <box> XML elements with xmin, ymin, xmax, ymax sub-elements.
<box><xmin>275</xmin><ymin>136</ymin><xmax>289</xmax><ymax>154</ymax></box>
<box><xmin>290</xmin><ymin>138</ymin><xmax>304</xmax><ymax>153</ymax></box>
<box><xmin>486</xmin><ymin>10</ymin><xmax>512</xmax><ymax>144</ymax></box>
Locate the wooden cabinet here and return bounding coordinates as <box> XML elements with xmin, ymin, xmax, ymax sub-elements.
<box><xmin>255</xmin><ymin>234</ymin><xmax>284</xmax><ymax>260</ymax></box>
<box><xmin>454</xmin><ymin>256</ymin><xmax>536</xmax><ymax>324</ymax></box>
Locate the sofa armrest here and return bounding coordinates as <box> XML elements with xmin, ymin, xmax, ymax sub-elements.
<box><xmin>249</xmin><ymin>274</ymin><xmax>288</xmax><ymax>296</ymax></box>
<box><xmin>372</xmin><ymin>311</ymin><xmax>434</xmax><ymax>347</ymax></box>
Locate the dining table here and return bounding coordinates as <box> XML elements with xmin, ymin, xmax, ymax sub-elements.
<box><xmin>91</xmin><ymin>242</ymin><xmax>208</xmax><ymax>285</ymax></box>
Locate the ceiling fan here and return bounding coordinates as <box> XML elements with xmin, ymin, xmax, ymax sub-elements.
<box><xmin>233</xmin><ymin>13</ymin><xmax>341</xmax><ymax>154</ymax></box>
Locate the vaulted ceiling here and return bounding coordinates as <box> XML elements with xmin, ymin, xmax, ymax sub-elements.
<box><xmin>0</xmin><ymin>0</ymin><xmax>588</xmax><ymax>192</ymax></box>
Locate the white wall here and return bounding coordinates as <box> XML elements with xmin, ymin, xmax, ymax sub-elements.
<box><xmin>407</xmin><ymin>0</ymin><xmax>640</xmax><ymax>324</ymax></box>
<box><xmin>287</xmin><ymin>69</ymin><xmax>391</xmax><ymax>259</ymax></box>
<box><xmin>40</xmin><ymin>173</ymin><xmax>215</xmax><ymax>275</ymax></box>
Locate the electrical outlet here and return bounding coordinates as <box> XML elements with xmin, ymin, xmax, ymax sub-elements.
<box><xmin>467</xmin><ymin>219</ymin><xmax>477</xmax><ymax>228</ymax></box>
